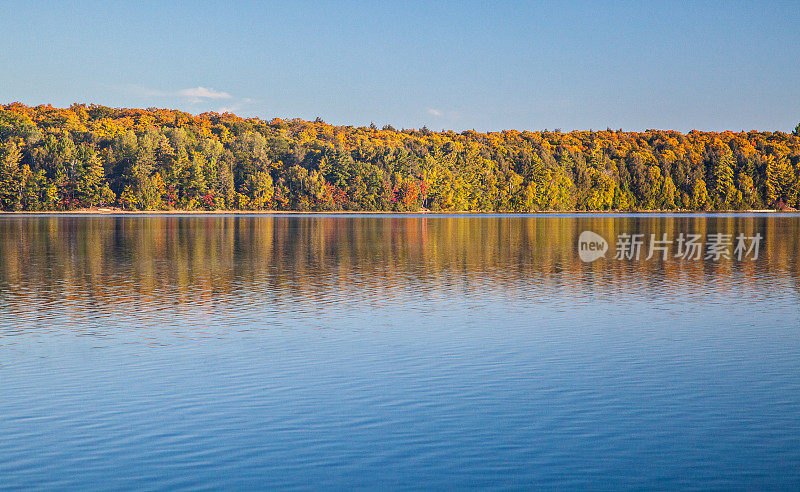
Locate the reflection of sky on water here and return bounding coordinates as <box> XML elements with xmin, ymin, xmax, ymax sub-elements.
<box><xmin>0</xmin><ymin>215</ymin><xmax>798</xmax><ymax>489</ymax></box>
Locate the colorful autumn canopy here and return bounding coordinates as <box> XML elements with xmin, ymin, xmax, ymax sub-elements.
<box><xmin>1</xmin><ymin>103</ymin><xmax>799</xmax><ymax>212</ymax></box>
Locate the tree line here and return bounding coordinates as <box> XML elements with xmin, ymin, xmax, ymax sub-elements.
<box><xmin>1</xmin><ymin>102</ymin><xmax>799</xmax><ymax>212</ymax></box>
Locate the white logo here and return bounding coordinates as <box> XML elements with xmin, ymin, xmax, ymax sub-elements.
<box><xmin>578</xmin><ymin>230</ymin><xmax>608</xmax><ymax>262</ymax></box>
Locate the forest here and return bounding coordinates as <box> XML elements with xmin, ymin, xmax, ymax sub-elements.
<box><xmin>1</xmin><ymin>102</ymin><xmax>799</xmax><ymax>212</ymax></box>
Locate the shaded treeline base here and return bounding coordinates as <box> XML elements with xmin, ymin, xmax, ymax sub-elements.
<box><xmin>1</xmin><ymin>103</ymin><xmax>799</xmax><ymax>212</ymax></box>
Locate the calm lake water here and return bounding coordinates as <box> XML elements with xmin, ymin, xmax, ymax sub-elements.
<box><xmin>1</xmin><ymin>214</ymin><xmax>799</xmax><ymax>490</ymax></box>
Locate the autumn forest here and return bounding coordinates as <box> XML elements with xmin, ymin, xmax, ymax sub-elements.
<box><xmin>1</xmin><ymin>103</ymin><xmax>799</xmax><ymax>212</ymax></box>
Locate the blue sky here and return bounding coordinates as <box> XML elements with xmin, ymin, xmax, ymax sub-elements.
<box><xmin>1</xmin><ymin>0</ymin><xmax>799</xmax><ymax>132</ymax></box>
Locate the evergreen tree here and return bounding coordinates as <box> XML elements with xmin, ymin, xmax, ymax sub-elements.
<box><xmin>711</xmin><ymin>151</ymin><xmax>735</xmax><ymax>209</ymax></box>
<box><xmin>0</xmin><ymin>143</ymin><xmax>23</xmax><ymax>211</ymax></box>
<box><xmin>75</xmin><ymin>145</ymin><xmax>115</xmax><ymax>207</ymax></box>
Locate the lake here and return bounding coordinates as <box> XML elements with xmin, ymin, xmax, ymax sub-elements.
<box><xmin>1</xmin><ymin>214</ymin><xmax>799</xmax><ymax>489</ymax></box>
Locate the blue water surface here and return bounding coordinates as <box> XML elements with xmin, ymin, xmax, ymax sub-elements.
<box><xmin>0</xmin><ymin>215</ymin><xmax>798</xmax><ymax>490</ymax></box>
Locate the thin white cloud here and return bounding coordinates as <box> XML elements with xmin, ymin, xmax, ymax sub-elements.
<box><xmin>178</xmin><ymin>86</ymin><xmax>232</xmax><ymax>100</ymax></box>
<box><xmin>428</xmin><ymin>108</ymin><xmax>442</xmax><ymax>116</ymax></box>
<box><xmin>177</xmin><ymin>87</ymin><xmax>233</xmax><ymax>104</ymax></box>
<box><xmin>118</xmin><ymin>84</ymin><xmax>257</xmax><ymax>114</ymax></box>
<box><xmin>121</xmin><ymin>84</ymin><xmax>234</xmax><ymax>104</ymax></box>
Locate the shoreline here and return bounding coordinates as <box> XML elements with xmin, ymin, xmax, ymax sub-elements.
<box><xmin>0</xmin><ymin>208</ymin><xmax>792</xmax><ymax>216</ymax></box>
